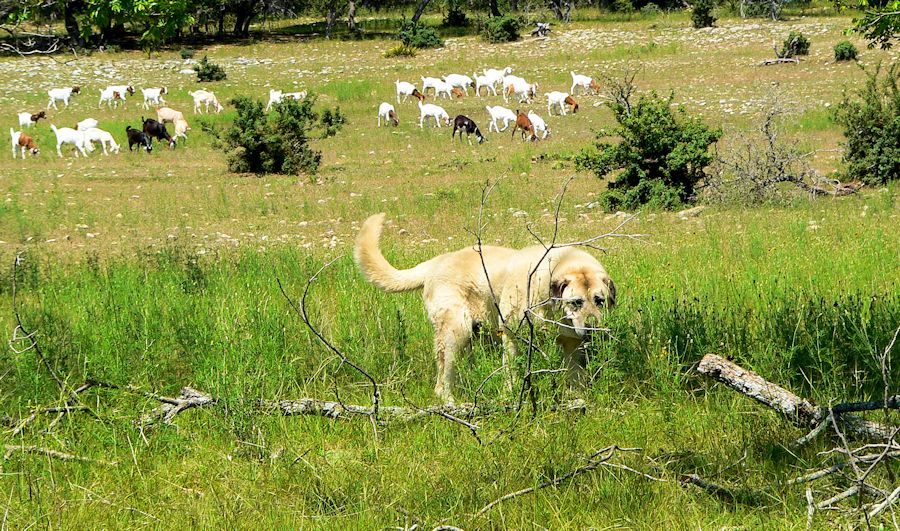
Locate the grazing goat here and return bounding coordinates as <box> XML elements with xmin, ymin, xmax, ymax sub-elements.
<box><xmin>126</xmin><ymin>126</ymin><xmax>153</xmax><ymax>153</ymax></box>
<box><xmin>156</xmin><ymin>107</ymin><xmax>186</xmax><ymax>124</ymax></box>
<box><xmin>142</xmin><ymin>117</ymin><xmax>176</xmax><ymax>149</ymax></box>
<box><xmin>501</xmin><ymin>75</ymin><xmax>527</xmax><ymax>102</ymax></box>
<box><xmin>451</xmin><ymin>115</ymin><xmax>485</xmax><ymax>144</ymax></box>
<box><xmin>98</xmin><ymin>88</ymin><xmax>124</xmax><ymax>109</ymax></box>
<box><xmin>418</xmin><ymin>101</ymin><xmax>450</xmax><ymax>128</ymax></box>
<box><xmin>50</xmin><ymin>125</ymin><xmax>88</xmax><ymax>157</ymax></box>
<box><xmin>420</xmin><ymin>76</ymin><xmax>443</xmax><ymax>97</ymax></box>
<box><xmin>429</xmin><ymin>79</ymin><xmax>453</xmax><ymax>100</ymax></box>
<box><xmin>102</xmin><ymin>84</ymin><xmax>135</xmax><ymax>106</ymax></box>
<box><xmin>505</xmin><ymin>81</ymin><xmax>538</xmax><ymax>103</ymax></box>
<box><xmin>473</xmin><ymin>73</ymin><xmax>497</xmax><ymax>97</ymax></box>
<box><xmin>395</xmin><ymin>81</ymin><xmax>424</xmax><ymax>103</ymax></box>
<box><xmin>485</xmin><ymin>105</ymin><xmax>517</xmax><ymax>133</ymax></box>
<box><xmin>10</xmin><ymin>129</ymin><xmax>39</xmax><ymax>158</ymax></box>
<box><xmin>265</xmin><ymin>89</ymin><xmax>308</xmax><ymax>112</ymax></box>
<box><xmin>189</xmin><ymin>90</ymin><xmax>224</xmax><ymax>113</ymax></box>
<box><xmin>76</xmin><ymin>118</ymin><xmax>99</xmax><ymax>131</ymax></box>
<box><xmin>527</xmin><ymin>111</ymin><xmax>549</xmax><ymax>139</ymax></box>
<box><xmin>443</xmin><ymin>74</ymin><xmax>474</xmax><ymax>96</ymax></box>
<box><xmin>511</xmin><ymin>111</ymin><xmax>538</xmax><ymax>142</ymax></box>
<box><xmin>570</xmin><ymin>72</ymin><xmax>601</xmax><ymax>95</ymax></box>
<box><xmin>173</xmin><ymin>119</ymin><xmax>190</xmax><ymax>143</ymax></box>
<box><xmin>546</xmin><ymin>91</ymin><xmax>578</xmax><ymax>116</ymax></box>
<box><xmin>82</xmin><ymin>127</ymin><xmax>120</xmax><ymax>155</ymax></box>
<box><xmin>377</xmin><ymin>102</ymin><xmax>399</xmax><ymax>127</ymax></box>
<box><xmin>47</xmin><ymin>86</ymin><xmax>80</xmax><ymax>110</ymax></box>
<box><xmin>483</xmin><ymin>67</ymin><xmax>512</xmax><ymax>88</ymax></box>
<box><xmin>18</xmin><ymin>111</ymin><xmax>46</xmax><ymax>127</ymax></box>
<box><xmin>141</xmin><ymin>87</ymin><xmax>167</xmax><ymax>109</ymax></box>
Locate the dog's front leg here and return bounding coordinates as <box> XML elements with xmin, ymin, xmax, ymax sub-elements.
<box><xmin>500</xmin><ymin>328</ymin><xmax>519</xmax><ymax>393</ymax></box>
<box><xmin>557</xmin><ymin>335</ymin><xmax>587</xmax><ymax>388</ymax></box>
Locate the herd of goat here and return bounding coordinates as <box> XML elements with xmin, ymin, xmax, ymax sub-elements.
<box><xmin>11</xmin><ymin>85</ymin><xmax>225</xmax><ymax>158</ymax></box>
<box><xmin>10</xmin><ymin>67</ymin><xmax>599</xmax><ymax>159</ymax></box>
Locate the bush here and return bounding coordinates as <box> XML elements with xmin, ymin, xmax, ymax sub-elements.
<box><xmin>194</xmin><ymin>55</ymin><xmax>226</xmax><ymax>82</ymax></box>
<box><xmin>215</xmin><ymin>96</ymin><xmax>345</xmax><ymax>176</ymax></box>
<box><xmin>692</xmin><ymin>0</ymin><xmax>716</xmax><ymax>28</ymax></box>
<box><xmin>444</xmin><ymin>2</ymin><xmax>468</xmax><ymax>27</ymax></box>
<box><xmin>179</xmin><ymin>48</ymin><xmax>195</xmax><ymax>60</ymax></box>
<box><xmin>833</xmin><ymin>62</ymin><xmax>900</xmax><ymax>185</ymax></box>
<box><xmin>576</xmin><ymin>90</ymin><xmax>722</xmax><ymax>211</ymax></box>
<box><xmin>384</xmin><ymin>44</ymin><xmax>417</xmax><ymax>58</ymax></box>
<box><xmin>612</xmin><ymin>0</ymin><xmax>635</xmax><ymax>13</ymax></box>
<box><xmin>398</xmin><ymin>22</ymin><xmax>443</xmax><ymax>49</ymax></box>
<box><xmin>834</xmin><ymin>40</ymin><xmax>858</xmax><ymax>62</ymax></box>
<box><xmin>780</xmin><ymin>31</ymin><xmax>810</xmax><ymax>58</ymax></box>
<box><xmin>481</xmin><ymin>15</ymin><xmax>521</xmax><ymax>43</ymax></box>
<box><xmin>640</xmin><ymin>3</ymin><xmax>662</xmax><ymax>16</ymax></box>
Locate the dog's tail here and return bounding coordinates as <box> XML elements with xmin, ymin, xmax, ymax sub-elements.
<box><xmin>355</xmin><ymin>213</ymin><xmax>429</xmax><ymax>292</ymax></box>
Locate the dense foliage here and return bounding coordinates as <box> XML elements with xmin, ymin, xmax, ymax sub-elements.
<box><xmin>833</xmin><ymin>62</ymin><xmax>900</xmax><ymax>185</ymax></box>
<box><xmin>194</xmin><ymin>55</ymin><xmax>227</xmax><ymax>82</ymax></box>
<box><xmin>481</xmin><ymin>15</ymin><xmax>521</xmax><ymax>43</ymax></box>
<box><xmin>398</xmin><ymin>22</ymin><xmax>443</xmax><ymax>48</ymax></box>
<box><xmin>217</xmin><ymin>96</ymin><xmax>345</xmax><ymax>176</ymax></box>
<box><xmin>576</xmin><ymin>91</ymin><xmax>722</xmax><ymax>211</ymax></box>
<box><xmin>691</xmin><ymin>0</ymin><xmax>716</xmax><ymax>28</ymax></box>
<box><xmin>834</xmin><ymin>40</ymin><xmax>858</xmax><ymax>61</ymax></box>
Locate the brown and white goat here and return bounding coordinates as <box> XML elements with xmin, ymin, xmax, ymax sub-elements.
<box><xmin>10</xmin><ymin>128</ymin><xmax>39</xmax><ymax>158</ymax></box>
<box><xmin>511</xmin><ymin>111</ymin><xmax>537</xmax><ymax>142</ymax></box>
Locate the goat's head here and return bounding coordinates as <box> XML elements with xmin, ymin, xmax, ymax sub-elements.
<box><xmin>412</xmin><ymin>89</ymin><xmax>425</xmax><ymax>102</ymax></box>
<box><xmin>71</xmin><ymin>86</ymin><xmax>81</xmax><ymax>94</ymax></box>
<box><xmin>389</xmin><ymin>110</ymin><xmax>399</xmax><ymax>127</ymax></box>
<box><xmin>126</xmin><ymin>85</ymin><xmax>135</xmax><ymax>95</ymax></box>
<box><xmin>31</xmin><ymin>111</ymin><xmax>46</xmax><ymax>122</ymax></box>
<box><xmin>451</xmin><ymin>88</ymin><xmax>464</xmax><ymax>99</ymax></box>
<box><xmin>565</xmin><ymin>96</ymin><xmax>579</xmax><ymax>113</ymax></box>
<box><xmin>589</xmin><ymin>79</ymin><xmax>602</xmax><ymax>92</ymax></box>
<box><xmin>161</xmin><ymin>87</ymin><xmax>168</xmax><ymax>94</ymax></box>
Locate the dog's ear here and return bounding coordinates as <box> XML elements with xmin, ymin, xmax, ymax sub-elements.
<box><xmin>604</xmin><ymin>277</ymin><xmax>616</xmax><ymax>308</ymax></box>
<box><xmin>551</xmin><ymin>278</ymin><xmax>569</xmax><ymax>299</ymax></box>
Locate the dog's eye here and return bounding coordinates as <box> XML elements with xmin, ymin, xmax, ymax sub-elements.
<box><xmin>594</xmin><ymin>295</ymin><xmax>605</xmax><ymax>307</ymax></box>
<box><xmin>571</xmin><ymin>298</ymin><xmax>584</xmax><ymax>309</ymax></box>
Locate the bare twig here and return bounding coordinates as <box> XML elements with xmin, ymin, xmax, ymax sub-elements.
<box><xmin>3</xmin><ymin>444</ymin><xmax>116</xmax><ymax>466</ymax></box>
<box><xmin>401</xmin><ymin>387</ymin><xmax>481</xmax><ymax>445</ymax></box>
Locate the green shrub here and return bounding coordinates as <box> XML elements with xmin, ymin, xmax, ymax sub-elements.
<box><xmin>576</xmin><ymin>90</ymin><xmax>722</xmax><ymax>211</ymax></box>
<box><xmin>834</xmin><ymin>40</ymin><xmax>858</xmax><ymax>62</ymax></box>
<box><xmin>691</xmin><ymin>0</ymin><xmax>716</xmax><ymax>28</ymax></box>
<box><xmin>398</xmin><ymin>22</ymin><xmax>443</xmax><ymax>49</ymax></box>
<box><xmin>194</xmin><ymin>55</ymin><xmax>226</xmax><ymax>82</ymax></box>
<box><xmin>481</xmin><ymin>15</ymin><xmax>520</xmax><ymax>43</ymax></box>
<box><xmin>443</xmin><ymin>2</ymin><xmax>468</xmax><ymax>27</ymax></box>
<box><xmin>384</xmin><ymin>44</ymin><xmax>417</xmax><ymax>58</ymax></box>
<box><xmin>833</xmin><ymin>62</ymin><xmax>900</xmax><ymax>185</ymax></box>
<box><xmin>780</xmin><ymin>31</ymin><xmax>810</xmax><ymax>58</ymax></box>
<box><xmin>179</xmin><ymin>48</ymin><xmax>195</xmax><ymax>60</ymax></box>
<box><xmin>215</xmin><ymin>96</ymin><xmax>345</xmax><ymax>176</ymax></box>
<box><xmin>612</xmin><ymin>0</ymin><xmax>635</xmax><ymax>13</ymax></box>
<box><xmin>640</xmin><ymin>3</ymin><xmax>662</xmax><ymax>16</ymax></box>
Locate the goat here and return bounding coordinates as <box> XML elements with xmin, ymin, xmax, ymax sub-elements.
<box><xmin>527</xmin><ymin>111</ymin><xmax>549</xmax><ymax>139</ymax></box>
<box><xmin>18</xmin><ymin>111</ymin><xmax>46</xmax><ymax>127</ymax></box>
<box><xmin>126</xmin><ymin>125</ymin><xmax>153</xmax><ymax>153</ymax></box>
<box><xmin>50</xmin><ymin>125</ymin><xmax>88</xmax><ymax>157</ymax></box>
<box><xmin>418</xmin><ymin>101</ymin><xmax>450</xmax><ymax>128</ymax></box>
<box><xmin>76</xmin><ymin>118</ymin><xmax>99</xmax><ymax>131</ymax></box>
<box><xmin>98</xmin><ymin>88</ymin><xmax>124</xmax><ymax>109</ymax></box>
<box><xmin>501</xmin><ymin>75</ymin><xmax>528</xmax><ymax>102</ymax></box>
<box><xmin>82</xmin><ymin>127</ymin><xmax>120</xmax><ymax>155</ymax></box>
<box><xmin>429</xmin><ymin>79</ymin><xmax>453</xmax><ymax>100</ymax></box>
<box><xmin>47</xmin><ymin>86</ymin><xmax>80</xmax><ymax>110</ymax></box>
<box><xmin>142</xmin><ymin>117</ymin><xmax>176</xmax><ymax>149</ymax></box>
<box><xmin>156</xmin><ymin>107</ymin><xmax>186</xmax><ymax>124</ymax></box>
<box><xmin>141</xmin><ymin>87</ymin><xmax>167</xmax><ymax>109</ymax></box>
<box><xmin>485</xmin><ymin>105</ymin><xmax>517</xmax><ymax>133</ymax></box>
<box><xmin>451</xmin><ymin>87</ymin><xmax>465</xmax><ymax>99</ymax></box>
<box><xmin>546</xmin><ymin>91</ymin><xmax>578</xmax><ymax>116</ymax></box>
<box><xmin>395</xmin><ymin>80</ymin><xmax>425</xmax><ymax>103</ymax></box>
<box><xmin>473</xmin><ymin>73</ymin><xmax>497</xmax><ymax>97</ymax></box>
<box><xmin>506</xmin><ymin>80</ymin><xmax>538</xmax><ymax>103</ymax></box>
<box><xmin>265</xmin><ymin>89</ymin><xmax>306</xmax><ymax>112</ymax></box>
<box><xmin>483</xmin><ymin>67</ymin><xmax>512</xmax><ymax>88</ymax></box>
<box><xmin>189</xmin><ymin>90</ymin><xmax>223</xmax><ymax>113</ymax></box>
<box><xmin>173</xmin><ymin>118</ymin><xmax>190</xmax><ymax>143</ymax></box>
<box><xmin>451</xmin><ymin>115</ymin><xmax>485</xmax><ymax>145</ymax></box>
<box><xmin>443</xmin><ymin>74</ymin><xmax>474</xmax><ymax>96</ymax></box>
<box><xmin>511</xmin><ymin>111</ymin><xmax>538</xmax><ymax>142</ymax></box>
<box><xmin>282</xmin><ymin>90</ymin><xmax>307</xmax><ymax>101</ymax></box>
<box><xmin>103</xmin><ymin>85</ymin><xmax>134</xmax><ymax>106</ymax></box>
<box><xmin>570</xmin><ymin>71</ymin><xmax>601</xmax><ymax>95</ymax></box>
<box><xmin>378</xmin><ymin>102</ymin><xmax>399</xmax><ymax>127</ymax></box>
<box><xmin>420</xmin><ymin>76</ymin><xmax>443</xmax><ymax>98</ymax></box>
<box><xmin>10</xmin><ymin>129</ymin><xmax>39</xmax><ymax>158</ymax></box>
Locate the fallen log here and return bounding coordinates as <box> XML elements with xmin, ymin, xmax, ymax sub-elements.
<box><xmin>697</xmin><ymin>354</ymin><xmax>895</xmax><ymax>441</ymax></box>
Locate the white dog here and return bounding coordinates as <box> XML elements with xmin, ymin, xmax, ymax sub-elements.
<box><xmin>355</xmin><ymin>213</ymin><xmax>616</xmax><ymax>404</ymax></box>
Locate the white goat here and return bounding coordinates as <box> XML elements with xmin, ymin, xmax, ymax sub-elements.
<box><xmin>173</xmin><ymin>118</ymin><xmax>190</xmax><ymax>143</ymax></box>
<box><xmin>47</xmin><ymin>87</ymin><xmax>80</xmax><ymax>110</ymax></box>
<box><xmin>189</xmin><ymin>90</ymin><xmax>223</xmax><ymax>113</ymax></box>
<box><xmin>506</xmin><ymin>79</ymin><xmax>537</xmax><ymax>103</ymax></box>
<box><xmin>98</xmin><ymin>88</ymin><xmax>124</xmax><ymax>109</ymax></box>
<box><xmin>546</xmin><ymin>91</ymin><xmax>572</xmax><ymax>116</ymax></box>
<box><xmin>378</xmin><ymin>102</ymin><xmax>399</xmax><ymax>127</ymax></box>
<box><xmin>395</xmin><ymin>80</ymin><xmax>423</xmax><ymax>103</ymax></box>
<box><xmin>141</xmin><ymin>87</ymin><xmax>167</xmax><ymax>109</ymax></box>
<box><xmin>443</xmin><ymin>74</ymin><xmax>474</xmax><ymax>96</ymax></box>
<box><xmin>50</xmin><ymin>125</ymin><xmax>88</xmax><ymax>157</ymax></box>
<box><xmin>527</xmin><ymin>111</ymin><xmax>549</xmax><ymax>139</ymax></box>
<box><xmin>76</xmin><ymin>118</ymin><xmax>99</xmax><ymax>131</ymax></box>
<box><xmin>430</xmin><ymin>79</ymin><xmax>454</xmax><ymax>100</ymax></box>
<box><xmin>82</xmin><ymin>127</ymin><xmax>120</xmax><ymax>155</ymax></box>
<box><xmin>266</xmin><ymin>89</ymin><xmax>306</xmax><ymax>112</ymax></box>
<box><xmin>418</xmin><ymin>101</ymin><xmax>449</xmax><ymax>128</ymax></box>
<box><xmin>485</xmin><ymin>105</ymin><xmax>517</xmax><ymax>132</ymax></box>
<box><xmin>473</xmin><ymin>73</ymin><xmax>497</xmax><ymax>97</ymax></box>
<box><xmin>156</xmin><ymin>107</ymin><xmax>186</xmax><ymax>124</ymax></box>
<box><xmin>570</xmin><ymin>71</ymin><xmax>601</xmax><ymax>95</ymax></box>
<box><xmin>421</xmin><ymin>76</ymin><xmax>443</xmax><ymax>97</ymax></box>
<box><xmin>502</xmin><ymin>75</ymin><xmax>528</xmax><ymax>102</ymax></box>
<box><xmin>483</xmin><ymin>67</ymin><xmax>512</xmax><ymax>87</ymax></box>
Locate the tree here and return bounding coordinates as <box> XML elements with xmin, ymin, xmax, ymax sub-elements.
<box><xmin>846</xmin><ymin>0</ymin><xmax>900</xmax><ymax>49</ymax></box>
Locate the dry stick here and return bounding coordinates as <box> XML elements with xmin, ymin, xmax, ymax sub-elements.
<box><xmin>806</xmin><ymin>488</ymin><xmax>815</xmax><ymax>529</ymax></box>
<box><xmin>679</xmin><ymin>474</ymin><xmax>739</xmax><ymax>501</ymax></box>
<box><xmin>3</xmin><ymin>444</ymin><xmax>116</xmax><ymax>466</ymax></box>
<box><xmin>400</xmin><ymin>387</ymin><xmax>482</xmax><ymax>445</ymax></box>
<box><xmin>869</xmin><ymin>486</ymin><xmax>900</xmax><ymax>519</ymax></box>
<box><xmin>275</xmin><ymin>258</ymin><xmax>380</xmax><ymax>419</ymax></box>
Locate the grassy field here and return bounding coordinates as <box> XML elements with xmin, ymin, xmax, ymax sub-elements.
<box><xmin>1</xmin><ymin>10</ymin><xmax>899</xmax><ymax>529</ymax></box>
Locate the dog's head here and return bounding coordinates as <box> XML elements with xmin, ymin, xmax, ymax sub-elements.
<box><xmin>551</xmin><ymin>266</ymin><xmax>616</xmax><ymax>337</ymax></box>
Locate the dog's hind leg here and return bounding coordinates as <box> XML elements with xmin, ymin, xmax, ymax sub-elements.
<box><xmin>428</xmin><ymin>300</ymin><xmax>473</xmax><ymax>405</ymax></box>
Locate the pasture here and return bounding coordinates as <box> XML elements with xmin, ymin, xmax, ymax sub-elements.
<box><xmin>1</xmin><ymin>12</ymin><xmax>899</xmax><ymax>529</ymax></box>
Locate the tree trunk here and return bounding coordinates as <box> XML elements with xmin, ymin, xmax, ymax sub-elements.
<box><xmin>510</xmin><ymin>0</ymin><xmax>519</xmax><ymax>12</ymax></box>
<box><xmin>325</xmin><ymin>5</ymin><xmax>337</xmax><ymax>38</ymax></box>
<box><xmin>411</xmin><ymin>0</ymin><xmax>433</xmax><ymax>24</ymax></box>
<box><xmin>489</xmin><ymin>0</ymin><xmax>502</xmax><ymax>17</ymax></box>
<box><xmin>217</xmin><ymin>11</ymin><xmax>225</xmax><ymax>36</ymax></box>
<box><xmin>63</xmin><ymin>1</ymin><xmax>85</xmax><ymax>48</ymax></box>
<box><xmin>347</xmin><ymin>0</ymin><xmax>357</xmax><ymax>31</ymax></box>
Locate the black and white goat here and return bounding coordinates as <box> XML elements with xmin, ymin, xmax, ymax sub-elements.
<box><xmin>126</xmin><ymin>125</ymin><xmax>153</xmax><ymax>153</ymax></box>
<box><xmin>451</xmin><ymin>115</ymin><xmax>485</xmax><ymax>144</ymax></box>
<box><xmin>142</xmin><ymin>117</ymin><xmax>176</xmax><ymax>149</ymax></box>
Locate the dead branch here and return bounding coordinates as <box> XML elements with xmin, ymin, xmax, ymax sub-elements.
<box><xmin>139</xmin><ymin>387</ymin><xmax>215</xmax><ymax>425</ymax></box>
<box><xmin>401</xmin><ymin>387</ymin><xmax>482</xmax><ymax>445</ymax></box>
<box><xmin>3</xmin><ymin>444</ymin><xmax>117</xmax><ymax>466</ymax></box>
<box><xmin>679</xmin><ymin>474</ymin><xmax>739</xmax><ymax>502</ymax></box>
